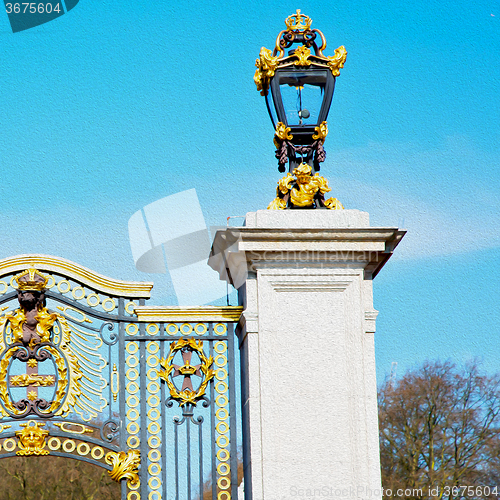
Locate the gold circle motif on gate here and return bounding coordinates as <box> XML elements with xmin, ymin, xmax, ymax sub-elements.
<box><xmin>102</xmin><ymin>298</ymin><xmax>116</xmax><ymax>312</ymax></box>
<box><xmin>216</xmin><ymin>435</ymin><xmax>229</xmax><ymax>448</ymax></box>
<box><xmin>215</xmin><ymin>381</ymin><xmax>228</xmax><ymax>394</ymax></box>
<box><xmin>126</xmin><ymin>368</ymin><xmax>139</xmax><ymax>381</ymax></box>
<box><xmin>147</xmin><ymin>408</ymin><xmax>160</xmax><ymax>420</ymax></box>
<box><xmin>86</xmin><ymin>293</ymin><xmax>100</xmax><ymax>307</ymax></box>
<box><xmin>146</xmin><ymin>342</ymin><xmax>160</xmax><ymax>354</ymax></box>
<box><xmin>57</xmin><ymin>280</ymin><xmax>71</xmax><ymax>294</ymax></box>
<box><xmin>127</xmin><ymin>356</ymin><xmax>139</xmax><ymax>368</ymax></box>
<box><xmin>216</xmin><ymin>408</ymin><xmax>228</xmax><ymax>420</ymax></box>
<box><xmin>148</xmin><ymin>436</ymin><xmax>160</xmax><ymax>449</ymax></box>
<box><xmin>148</xmin><ymin>477</ymin><xmax>161</xmax><ymax>490</ymax></box>
<box><xmin>180</xmin><ymin>323</ymin><xmax>193</xmax><ymax>334</ymax></box>
<box><xmin>216</xmin><ymin>421</ymin><xmax>229</xmax><ymax>434</ymax></box>
<box><xmin>62</xmin><ymin>439</ymin><xmax>76</xmax><ymax>453</ymax></box>
<box><xmin>195</xmin><ymin>323</ymin><xmax>207</xmax><ymax>335</ymax></box>
<box><xmin>214</xmin><ymin>342</ymin><xmax>227</xmax><ymax>354</ymax></box>
<box><xmin>127</xmin><ymin>395</ymin><xmax>139</xmax><ymax>408</ymax></box>
<box><xmin>147</xmin><ymin>395</ymin><xmax>160</xmax><ymax>407</ymax></box>
<box><xmin>126</xmin><ymin>382</ymin><xmax>139</xmax><ymax>394</ymax></box>
<box><xmin>218</xmin><ymin>476</ymin><xmax>231</xmax><ymax>490</ymax></box>
<box><xmin>125</xmin><ymin>301</ymin><xmax>136</xmax><ymax>314</ymax></box>
<box><xmin>148</xmin><ymin>449</ymin><xmax>160</xmax><ymax>462</ymax></box>
<box><xmin>126</xmin><ymin>324</ymin><xmax>139</xmax><ymax>336</ymax></box>
<box><xmin>127</xmin><ymin>422</ymin><xmax>139</xmax><ymax>434</ymax></box>
<box><xmin>147</xmin><ymin>382</ymin><xmax>160</xmax><ymax>394</ymax></box>
<box><xmin>146</xmin><ymin>355</ymin><xmax>160</xmax><ymax>368</ymax></box>
<box><xmin>217</xmin><ymin>448</ymin><xmax>230</xmax><ymax>462</ymax></box>
<box><xmin>214</xmin><ymin>324</ymin><xmax>227</xmax><ymax>335</ymax></box>
<box><xmin>126</xmin><ymin>342</ymin><xmax>139</xmax><ymax>354</ymax></box>
<box><xmin>72</xmin><ymin>286</ymin><xmax>86</xmax><ymax>300</ymax></box>
<box><xmin>215</xmin><ymin>395</ymin><xmax>228</xmax><ymax>407</ymax></box>
<box><xmin>148</xmin><ymin>462</ymin><xmax>161</xmax><ymax>476</ymax></box>
<box><xmin>3</xmin><ymin>438</ymin><xmax>16</xmax><ymax>452</ymax></box>
<box><xmin>127</xmin><ymin>435</ymin><xmax>140</xmax><ymax>448</ymax></box>
<box><xmin>166</xmin><ymin>324</ymin><xmax>178</xmax><ymax>335</ymax></box>
<box><xmin>147</xmin><ymin>324</ymin><xmax>159</xmax><ymax>336</ymax></box>
<box><xmin>127</xmin><ymin>408</ymin><xmax>139</xmax><ymax>421</ymax></box>
<box><xmin>77</xmin><ymin>443</ymin><xmax>91</xmax><ymax>456</ymax></box>
<box><xmin>48</xmin><ymin>437</ymin><xmax>61</xmax><ymax>450</ymax></box>
<box><xmin>217</xmin><ymin>462</ymin><xmax>230</xmax><ymax>475</ymax></box>
<box><xmin>148</xmin><ymin>421</ymin><xmax>160</xmax><ymax>435</ymax></box>
<box><xmin>91</xmin><ymin>446</ymin><xmax>104</xmax><ymax>460</ymax></box>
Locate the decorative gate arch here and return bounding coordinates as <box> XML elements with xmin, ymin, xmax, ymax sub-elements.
<box><xmin>0</xmin><ymin>255</ymin><xmax>242</xmax><ymax>500</ymax></box>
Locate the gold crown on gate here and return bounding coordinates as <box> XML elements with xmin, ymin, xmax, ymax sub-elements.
<box><xmin>14</xmin><ymin>268</ymin><xmax>48</xmax><ymax>291</ymax></box>
<box><xmin>285</xmin><ymin>9</ymin><xmax>313</xmax><ymax>32</ymax></box>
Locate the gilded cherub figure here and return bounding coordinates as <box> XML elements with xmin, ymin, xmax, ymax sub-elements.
<box><xmin>268</xmin><ymin>163</ymin><xmax>344</xmax><ymax>210</ymax></box>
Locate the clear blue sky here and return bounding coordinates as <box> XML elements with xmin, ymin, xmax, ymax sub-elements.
<box><xmin>0</xmin><ymin>0</ymin><xmax>498</xmax><ymax>382</ymax></box>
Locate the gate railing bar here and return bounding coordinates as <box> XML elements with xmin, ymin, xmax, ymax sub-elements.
<box><xmin>118</xmin><ymin>298</ymin><xmax>127</xmax><ymax>500</ymax></box>
<box><xmin>210</xmin><ymin>333</ymin><xmax>217</xmax><ymax>500</ymax></box>
<box><xmin>138</xmin><ymin>298</ymin><xmax>148</xmax><ymax>500</ymax></box>
<box><xmin>160</xmin><ymin>322</ymin><xmax>168</xmax><ymax>500</ymax></box>
<box><xmin>228</xmin><ymin>322</ymin><xmax>239</xmax><ymax>500</ymax></box>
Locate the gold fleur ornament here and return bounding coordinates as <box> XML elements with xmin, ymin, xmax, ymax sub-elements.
<box><xmin>106</xmin><ymin>449</ymin><xmax>140</xmax><ymax>486</ymax></box>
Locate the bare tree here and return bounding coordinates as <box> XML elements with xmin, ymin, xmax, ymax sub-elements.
<box><xmin>379</xmin><ymin>361</ymin><xmax>500</xmax><ymax>500</ymax></box>
<box><xmin>0</xmin><ymin>456</ymin><xmax>119</xmax><ymax>500</ymax></box>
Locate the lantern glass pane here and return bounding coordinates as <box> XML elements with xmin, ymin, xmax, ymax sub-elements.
<box><xmin>278</xmin><ymin>72</ymin><xmax>327</xmax><ymax>127</ymax></box>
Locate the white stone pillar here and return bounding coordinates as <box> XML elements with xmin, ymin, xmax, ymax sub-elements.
<box><xmin>208</xmin><ymin>210</ymin><xmax>405</xmax><ymax>500</ymax></box>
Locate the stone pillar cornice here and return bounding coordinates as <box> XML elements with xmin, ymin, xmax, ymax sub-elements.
<box><xmin>209</xmin><ymin>223</ymin><xmax>405</xmax><ymax>283</ymax></box>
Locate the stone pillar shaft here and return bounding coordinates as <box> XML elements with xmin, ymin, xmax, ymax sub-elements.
<box><xmin>209</xmin><ymin>210</ymin><xmax>405</xmax><ymax>500</ymax></box>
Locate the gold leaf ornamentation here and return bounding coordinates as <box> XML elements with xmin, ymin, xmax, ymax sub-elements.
<box><xmin>327</xmin><ymin>46</ymin><xmax>347</xmax><ymax>77</ymax></box>
<box><xmin>159</xmin><ymin>338</ymin><xmax>214</xmax><ymax>407</ymax></box>
<box><xmin>273</xmin><ymin>122</ymin><xmax>293</xmax><ymax>148</ymax></box>
<box><xmin>105</xmin><ymin>449</ymin><xmax>140</xmax><ymax>486</ymax></box>
<box><xmin>254</xmin><ymin>47</ymin><xmax>279</xmax><ymax>96</ymax></box>
<box><xmin>312</xmin><ymin>121</ymin><xmax>329</xmax><ymax>141</ymax></box>
<box><xmin>293</xmin><ymin>45</ymin><xmax>312</xmax><ymax>66</ymax></box>
<box><xmin>16</xmin><ymin>420</ymin><xmax>49</xmax><ymax>456</ymax></box>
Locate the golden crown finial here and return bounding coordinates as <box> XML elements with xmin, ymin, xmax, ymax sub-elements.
<box><xmin>285</xmin><ymin>9</ymin><xmax>312</xmax><ymax>32</ymax></box>
<box><xmin>14</xmin><ymin>267</ymin><xmax>48</xmax><ymax>292</ymax></box>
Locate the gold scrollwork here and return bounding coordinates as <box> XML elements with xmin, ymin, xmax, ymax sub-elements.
<box><xmin>0</xmin><ymin>424</ymin><xmax>11</xmax><ymax>432</ymax></box>
<box><xmin>105</xmin><ymin>449</ymin><xmax>140</xmax><ymax>486</ymax></box>
<box><xmin>254</xmin><ymin>47</ymin><xmax>279</xmax><ymax>96</ymax></box>
<box><xmin>16</xmin><ymin>420</ymin><xmax>49</xmax><ymax>456</ymax></box>
<box><xmin>159</xmin><ymin>338</ymin><xmax>214</xmax><ymax>406</ymax></box>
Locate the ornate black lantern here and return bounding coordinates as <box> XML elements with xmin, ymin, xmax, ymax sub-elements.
<box><xmin>254</xmin><ymin>10</ymin><xmax>347</xmax><ymax>173</ymax></box>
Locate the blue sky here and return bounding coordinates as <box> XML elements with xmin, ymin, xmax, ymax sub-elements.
<box><xmin>0</xmin><ymin>0</ymin><xmax>498</xmax><ymax>382</ymax></box>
